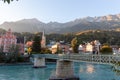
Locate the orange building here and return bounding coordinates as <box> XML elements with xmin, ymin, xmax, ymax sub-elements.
<box><xmin>26</xmin><ymin>41</ymin><xmax>33</xmax><ymax>47</ymax></box>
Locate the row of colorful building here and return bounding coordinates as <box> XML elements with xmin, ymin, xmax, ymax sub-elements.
<box><xmin>0</xmin><ymin>28</ymin><xmax>46</xmax><ymax>54</ymax></box>
<box><xmin>45</xmin><ymin>40</ymin><xmax>101</xmax><ymax>54</ymax></box>
<box><xmin>0</xmin><ymin>28</ymin><xmax>101</xmax><ymax>54</ymax></box>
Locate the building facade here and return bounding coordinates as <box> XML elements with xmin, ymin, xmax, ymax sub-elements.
<box><xmin>51</xmin><ymin>42</ymin><xmax>69</xmax><ymax>54</ymax></box>
<box><xmin>85</xmin><ymin>40</ymin><xmax>101</xmax><ymax>54</ymax></box>
<box><xmin>0</xmin><ymin>29</ymin><xmax>17</xmax><ymax>52</ymax></box>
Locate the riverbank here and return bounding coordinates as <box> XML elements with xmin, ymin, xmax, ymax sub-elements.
<box><xmin>0</xmin><ymin>62</ymin><xmax>33</xmax><ymax>66</ymax></box>
<box><xmin>0</xmin><ymin>61</ymin><xmax>56</xmax><ymax>66</ymax></box>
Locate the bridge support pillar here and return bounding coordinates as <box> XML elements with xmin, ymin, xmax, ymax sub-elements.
<box><xmin>49</xmin><ymin>60</ymin><xmax>79</xmax><ymax>80</ymax></box>
<box><xmin>33</xmin><ymin>57</ymin><xmax>46</xmax><ymax>68</ymax></box>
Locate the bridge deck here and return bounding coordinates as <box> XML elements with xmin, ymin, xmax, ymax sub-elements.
<box><xmin>32</xmin><ymin>54</ymin><xmax>120</xmax><ymax>64</ymax></box>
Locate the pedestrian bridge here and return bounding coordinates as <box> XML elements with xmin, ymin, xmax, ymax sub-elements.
<box><xmin>33</xmin><ymin>54</ymin><xmax>120</xmax><ymax>64</ymax></box>
<box><xmin>32</xmin><ymin>54</ymin><xmax>120</xmax><ymax>80</ymax></box>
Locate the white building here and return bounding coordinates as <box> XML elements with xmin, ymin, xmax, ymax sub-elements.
<box><xmin>94</xmin><ymin>40</ymin><xmax>101</xmax><ymax>54</ymax></box>
<box><xmin>86</xmin><ymin>43</ymin><xmax>93</xmax><ymax>53</ymax></box>
<box><xmin>85</xmin><ymin>40</ymin><xmax>101</xmax><ymax>54</ymax></box>
<box><xmin>78</xmin><ymin>44</ymin><xmax>84</xmax><ymax>53</ymax></box>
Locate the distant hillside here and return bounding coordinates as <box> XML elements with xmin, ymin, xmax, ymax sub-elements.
<box><xmin>1</xmin><ymin>13</ymin><xmax>120</xmax><ymax>34</ymax></box>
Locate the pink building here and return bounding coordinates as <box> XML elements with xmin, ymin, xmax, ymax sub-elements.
<box><xmin>0</xmin><ymin>29</ymin><xmax>19</xmax><ymax>53</ymax></box>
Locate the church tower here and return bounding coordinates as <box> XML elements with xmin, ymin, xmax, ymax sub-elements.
<box><xmin>41</xmin><ymin>30</ymin><xmax>46</xmax><ymax>48</ymax></box>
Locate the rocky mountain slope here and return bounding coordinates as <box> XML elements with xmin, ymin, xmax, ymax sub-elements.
<box><xmin>1</xmin><ymin>14</ymin><xmax>120</xmax><ymax>34</ymax></box>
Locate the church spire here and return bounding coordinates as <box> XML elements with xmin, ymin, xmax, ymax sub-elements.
<box><xmin>42</xmin><ymin>29</ymin><xmax>45</xmax><ymax>37</ymax></box>
<box><xmin>41</xmin><ymin>29</ymin><xmax>46</xmax><ymax>48</ymax></box>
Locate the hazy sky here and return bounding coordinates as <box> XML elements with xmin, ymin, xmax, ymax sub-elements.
<box><xmin>0</xmin><ymin>0</ymin><xmax>120</xmax><ymax>24</ymax></box>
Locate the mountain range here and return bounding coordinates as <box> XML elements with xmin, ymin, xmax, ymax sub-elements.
<box><xmin>1</xmin><ymin>14</ymin><xmax>120</xmax><ymax>34</ymax></box>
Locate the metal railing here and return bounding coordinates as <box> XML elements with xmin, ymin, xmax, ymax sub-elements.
<box><xmin>32</xmin><ymin>54</ymin><xmax>120</xmax><ymax>64</ymax></box>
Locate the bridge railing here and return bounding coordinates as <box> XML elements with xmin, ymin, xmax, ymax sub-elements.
<box><xmin>33</xmin><ymin>54</ymin><xmax>120</xmax><ymax>64</ymax></box>
<box><xmin>70</xmin><ymin>54</ymin><xmax>120</xmax><ymax>64</ymax></box>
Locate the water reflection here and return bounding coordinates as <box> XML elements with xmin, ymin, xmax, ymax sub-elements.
<box><xmin>79</xmin><ymin>64</ymin><xmax>95</xmax><ymax>74</ymax></box>
<box><xmin>0</xmin><ymin>63</ymin><xmax>120</xmax><ymax>80</ymax></box>
<box><xmin>79</xmin><ymin>67</ymin><xmax>84</xmax><ymax>72</ymax></box>
<box><xmin>112</xmin><ymin>65</ymin><xmax>120</xmax><ymax>76</ymax></box>
<box><xmin>32</xmin><ymin>68</ymin><xmax>45</xmax><ymax>80</ymax></box>
<box><xmin>78</xmin><ymin>63</ymin><xmax>120</xmax><ymax>80</ymax></box>
<box><xmin>86</xmin><ymin>64</ymin><xmax>94</xmax><ymax>74</ymax></box>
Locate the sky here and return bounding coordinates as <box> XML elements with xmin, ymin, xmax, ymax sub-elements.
<box><xmin>0</xmin><ymin>0</ymin><xmax>120</xmax><ymax>24</ymax></box>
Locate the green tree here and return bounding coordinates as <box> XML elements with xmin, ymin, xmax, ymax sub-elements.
<box><xmin>0</xmin><ymin>45</ymin><xmax>4</xmax><ymax>53</ymax></box>
<box><xmin>41</xmin><ymin>47</ymin><xmax>52</xmax><ymax>54</ymax></box>
<box><xmin>71</xmin><ymin>37</ymin><xmax>79</xmax><ymax>53</ymax></box>
<box><xmin>32</xmin><ymin>34</ymin><xmax>41</xmax><ymax>53</ymax></box>
<box><xmin>0</xmin><ymin>46</ymin><xmax>4</xmax><ymax>62</ymax></box>
<box><xmin>100</xmin><ymin>44</ymin><xmax>113</xmax><ymax>54</ymax></box>
<box><xmin>3</xmin><ymin>0</ymin><xmax>18</xmax><ymax>4</ymax></box>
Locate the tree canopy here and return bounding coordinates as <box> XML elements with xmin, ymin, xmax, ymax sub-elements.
<box><xmin>32</xmin><ymin>34</ymin><xmax>41</xmax><ymax>53</ymax></box>
<box><xmin>71</xmin><ymin>37</ymin><xmax>79</xmax><ymax>53</ymax></box>
<box><xmin>3</xmin><ymin>0</ymin><xmax>18</xmax><ymax>4</ymax></box>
